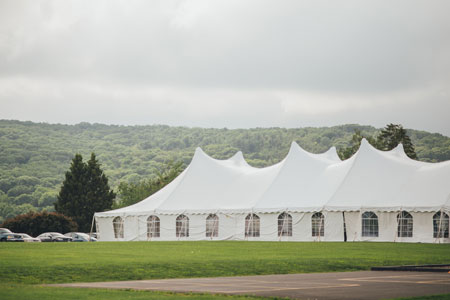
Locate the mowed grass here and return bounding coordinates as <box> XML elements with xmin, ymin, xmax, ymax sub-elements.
<box><xmin>0</xmin><ymin>284</ymin><xmax>287</xmax><ymax>300</ymax></box>
<box><xmin>1</xmin><ymin>241</ymin><xmax>449</xmax><ymax>284</ymax></box>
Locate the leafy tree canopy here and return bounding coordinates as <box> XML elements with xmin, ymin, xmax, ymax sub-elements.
<box><xmin>0</xmin><ymin>120</ymin><xmax>449</xmax><ymax>222</ymax></box>
<box><xmin>115</xmin><ymin>160</ymin><xmax>184</xmax><ymax>208</ymax></box>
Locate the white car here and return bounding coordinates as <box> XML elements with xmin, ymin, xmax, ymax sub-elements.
<box><xmin>64</xmin><ymin>232</ymin><xmax>97</xmax><ymax>242</ymax></box>
<box><xmin>37</xmin><ymin>232</ymin><xmax>72</xmax><ymax>242</ymax></box>
<box><xmin>17</xmin><ymin>233</ymin><xmax>41</xmax><ymax>242</ymax></box>
<box><xmin>0</xmin><ymin>228</ymin><xmax>12</xmax><ymax>234</ymax></box>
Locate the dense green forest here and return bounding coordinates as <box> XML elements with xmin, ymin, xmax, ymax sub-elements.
<box><xmin>1</xmin><ymin>119</ymin><xmax>449</xmax><ymax>223</ymax></box>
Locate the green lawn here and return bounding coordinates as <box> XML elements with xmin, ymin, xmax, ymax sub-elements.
<box><xmin>0</xmin><ymin>284</ymin><xmax>287</xmax><ymax>300</ymax></box>
<box><xmin>1</xmin><ymin>241</ymin><xmax>449</xmax><ymax>299</ymax></box>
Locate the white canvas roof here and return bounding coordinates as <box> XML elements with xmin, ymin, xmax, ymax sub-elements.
<box><xmin>96</xmin><ymin>139</ymin><xmax>450</xmax><ymax>217</ymax></box>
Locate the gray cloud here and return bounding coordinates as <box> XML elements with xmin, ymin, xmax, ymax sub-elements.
<box><xmin>0</xmin><ymin>0</ymin><xmax>449</xmax><ymax>135</ymax></box>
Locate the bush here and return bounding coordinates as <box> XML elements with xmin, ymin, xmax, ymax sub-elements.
<box><xmin>0</xmin><ymin>211</ymin><xmax>78</xmax><ymax>236</ymax></box>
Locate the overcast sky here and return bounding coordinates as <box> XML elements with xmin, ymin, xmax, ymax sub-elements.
<box><xmin>1</xmin><ymin>1</ymin><xmax>449</xmax><ymax>135</ymax></box>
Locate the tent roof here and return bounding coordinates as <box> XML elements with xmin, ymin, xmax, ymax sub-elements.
<box><xmin>96</xmin><ymin>140</ymin><xmax>450</xmax><ymax>217</ymax></box>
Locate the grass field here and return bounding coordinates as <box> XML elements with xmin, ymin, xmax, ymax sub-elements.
<box><xmin>1</xmin><ymin>241</ymin><xmax>449</xmax><ymax>299</ymax></box>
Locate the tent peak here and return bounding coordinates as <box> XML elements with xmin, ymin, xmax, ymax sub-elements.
<box><xmin>360</xmin><ymin>138</ymin><xmax>370</xmax><ymax>146</ymax></box>
<box><xmin>230</xmin><ymin>151</ymin><xmax>244</xmax><ymax>159</ymax></box>
<box><xmin>287</xmin><ymin>141</ymin><xmax>309</xmax><ymax>157</ymax></box>
<box><xmin>322</xmin><ymin>146</ymin><xmax>341</xmax><ymax>162</ymax></box>
<box><xmin>357</xmin><ymin>138</ymin><xmax>377</xmax><ymax>154</ymax></box>
<box><xmin>389</xmin><ymin>143</ymin><xmax>408</xmax><ymax>158</ymax></box>
<box><xmin>193</xmin><ymin>147</ymin><xmax>208</xmax><ymax>157</ymax></box>
<box><xmin>288</xmin><ymin>141</ymin><xmax>341</xmax><ymax>162</ymax></box>
<box><xmin>228</xmin><ymin>151</ymin><xmax>251</xmax><ymax>167</ymax></box>
<box><xmin>194</xmin><ymin>146</ymin><xmax>205</xmax><ymax>154</ymax></box>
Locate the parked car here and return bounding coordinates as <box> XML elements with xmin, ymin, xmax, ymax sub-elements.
<box><xmin>64</xmin><ymin>232</ymin><xmax>97</xmax><ymax>242</ymax></box>
<box><xmin>37</xmin><ymin>232</ymin><xmax>72</xmax><ymax>242</ymax></box>
<box><xmin>0</xmin><ymin>228</ymin><xmax>12</xmax><ymax>234</ymax></box>
<box><xmin>17</xmin><ymin>233</ymin><xmax>41</xmax><ymax>242</ymax></box>
<box><xmin>0</xmin><ymin>232</ymin><xmax>24</xmax><ymax>242</ymax></box>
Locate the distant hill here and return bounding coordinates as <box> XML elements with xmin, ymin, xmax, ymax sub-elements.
<box><xmin>1</xmin><ymin>119</ymin><xmax>449</xmax><ymax>223</ymax></box>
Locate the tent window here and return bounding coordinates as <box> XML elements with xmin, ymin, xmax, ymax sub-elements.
<box><xmin>397</xmin><ymin>211</ymin><xmax>413</xmax><ymax>237</ymax></box>
<box><xmin>113</xmin><ymin>216</ymin><xmax>124</xmax><ymax>239</ymax></box>
<box><xmin>312</xmin><ymin>212</ymin><xmax>324</xmax><ymax>237</ymax></box>
<box><xmin>176</xmin><ymin>214</ymin><xmax>189</xmax><ymax>237</ymax></box>
<box><xmin>245</xmin><ymin>214</ymin><xmax>260</xmax><ymax>237</ymax></box>
<box><xmin>278</xmin><ymin>213</ymin><xmax>292</xmax><ymax>237</ymax></box>
<box><xmin>433</xmin><ymin>212</ymin><xmax>449</xmax><ymax>238</ymax></box>
<box><xmin>147</xmin><ymin>215</ymin><xmax>160</xmax><ymax>238</ymax></box>
<box><xmin>206</xmin><ymin>214</ymin><xmax>219</xmax><ymax>238</ymax></box>
<box><xmin>362</xmin><ymin>211</ymin><xmax>379</xmax><ymax>237</ymax></box>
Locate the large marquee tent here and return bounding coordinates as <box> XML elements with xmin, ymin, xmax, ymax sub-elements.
<box><xmin>94</xmin><ymin>139</ymin><xmax>450</xmax><ymax>243</ymax></box>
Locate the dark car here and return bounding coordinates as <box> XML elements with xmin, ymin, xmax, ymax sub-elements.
<box><xmin>37</xmin><ymin>232</ymin><xmax>72</xmax><ymax>242</ymax></box>
<box><xmin>0</xmin><ymin>231</ymin><xmax>24</xmax><ymax>242</ymax></box>
<box><xmin>64</xmin><ymin>232</ymin><xmax>97</xmax><ymax>242</ymax></box>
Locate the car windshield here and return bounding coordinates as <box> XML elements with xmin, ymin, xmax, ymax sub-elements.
<box><xmin>49</xmin><ymin>233</ymin><xmax>65</xmax><ymax>238</ymax></box>
<box><xmin>76</xmin><ymin>233</ymin><xmax>90</xmax><ymax>239</ymax></box>
<box><xmin>19</xmin><ymin>234</ymin><xmax>32</xmax><ymax>238</ymax></box>
<box><xmin>0</xmin><ymin>228</ymin><xmax>12</xmax><ymax>234</ymax></box>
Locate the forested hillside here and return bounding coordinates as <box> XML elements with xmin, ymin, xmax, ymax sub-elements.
<box><xmin>1</xmin><ymin>119</ymin><xmax>449</xmax><ymax>223</ymax></box>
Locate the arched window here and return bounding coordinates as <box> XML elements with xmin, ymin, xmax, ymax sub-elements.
<box><xmin>397</xmin><ymin>211</ymin><xmax>413</xmax><ymax>237</ymax></box>
<box><xmin>176</xmin><ymin>214</ymin><xmax>189</xmax><ymax>237</ymax></box>
<box><xmin>433</xmin><ymin>212</ymin><xmax>449</xmax><ymax>238</ymax></box>
<box><xmin>147</xmin><ymin>215</ymin><xmax>160</xmax><ymax>238</ymax></box>
<box><xmin>245</xmin><ymin>214</ymin><xmax>260</xmax><ymax>237</ymax></box>
<box><xmin>206</xmin><ymin>214</ymin><xmax>219</xmax><ymax>238</ymax></box>
<box><xmin>278</xmin><ymin>212</ymin><xmax>292</xmax><ymax>237</ymax></box>
<box><xmin>311</xmin><ymin>212</ymin><xmax>324</xmax><ymax>237</ymax></box>
<box><xmin>113</xmin><ymin>216</ymin><xmax>124</xmax><ymax>239</ymax></box>
<box><xmin>362</xmin><ymin>211</ymin><xmax>378</xmax><ymax>237</ymax></box>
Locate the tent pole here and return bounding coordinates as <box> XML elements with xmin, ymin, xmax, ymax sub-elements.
<box><xmin>342</xmin><ymin>212</ymin><xmax>347</xmax><ymax>242</ymax></box>
<box><xmin>214</xmin><ymin>215</ymin><xmax>217</xmax><ymax>239</ymax></box>
<box><xmin>396</xmin><ymin>209</ymin><xmax>402</xmax><ymax>243</ymax></box>
<box><xmin>437</xmin><ymin>209</ymin><xmax>443</xmax><ymax>243</ymax></box>
<box><xmin>89</xmin><ymin>215</ymin><xmax>95</xmax><ymax>242</ymax></box>
<box><xmin>357</xmin><ymin>209</ymin><xmax>362</xmax><ymax>242</ymax></box>
<box><xmin>278</xmin><ymin>213</ymin><xmax>281</xmax><ymax>241</ymax></box>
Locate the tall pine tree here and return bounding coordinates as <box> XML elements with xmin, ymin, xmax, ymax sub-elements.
<box><xmin>338</xmin><ymin>124</ymin><xmax>418</xmax><ymax>160</ymax></box>
<box><xmin>376</xmin><ymin>124</ymin><xmax>417</xmax><ymax>159</ymax></box>
<box><xmin>55</xmin><ymin>153</ymin><xmax>115</xmax><ymax>232</ymax></box>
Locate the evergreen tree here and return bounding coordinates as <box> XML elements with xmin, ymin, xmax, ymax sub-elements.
<box><xmin>55</xmin><ymin>154</ymin><xmax>88</xmax><ymax>222</ymax></box>
<box><xmin>376</xmin><ymin>124</ymin><xmax>417</xmax><ymax>159</ymax></box>
<box><xmin>339</xmin><ymin>124</ymin><xmax>417</xmax><ymax>160</ymax></box>
<box><xmin>55</xmin><ymin>153</ymin><xmax>115</xmax><ymax>232</ymax></box>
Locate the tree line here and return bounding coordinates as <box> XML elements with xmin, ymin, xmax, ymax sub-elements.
<box><xmin>1</xmin><ymin>123</ymin><xmax>424</xmax><ymax>233</ymax></box>
<box><xmin>1</xmin><ymin>120</ymin><xmax>449</xmax><ymax>223</ymax></box>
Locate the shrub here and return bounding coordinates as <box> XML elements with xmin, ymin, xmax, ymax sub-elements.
<box><xmin>0</xmin><ymin>211</ymin><xmax>78</xmax><ymax>236</ymax></box>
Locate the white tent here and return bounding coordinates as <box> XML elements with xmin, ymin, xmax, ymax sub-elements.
<box><xmin>95</xmin><ymin>139</ymin><xmax>450</xmax><ymax>243</ymax></box>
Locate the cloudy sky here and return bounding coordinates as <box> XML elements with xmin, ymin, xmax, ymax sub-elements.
<box><xmin>1</xmin><ymin>1</ymin><xmax>449</xmax><ymax>135</ymax></box>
